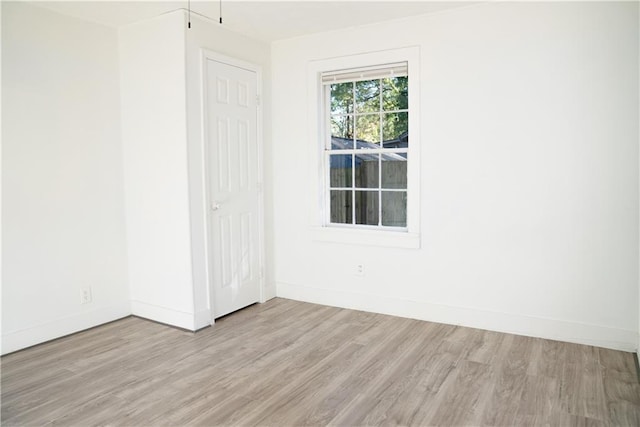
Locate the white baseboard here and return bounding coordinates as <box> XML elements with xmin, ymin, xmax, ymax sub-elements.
<box><xmin>130</xmin><ymin>300</ymin><xmax>196</xmax><ymax>331</ymax></box>
<box><xmin>262</xmin><ymin>281</ymin><xmax>277</xmax><ymax>302</ymax></box>
<box><xmin>194</xmin><ymin>308</ymin><xmax>211</xmax><ymax>330</ymax></box>
<box><xmin>1</xmin><ymin>302</ymin><xmax>131</xmax><ymax>355</ymax></box>
<box><xmin>277</xmin><ymin>281</ymin><xmax>638</xmax><ymax>352</ymax></box>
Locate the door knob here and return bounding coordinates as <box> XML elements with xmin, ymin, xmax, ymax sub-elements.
<box><xmin>211</xmin><ymin>202</ymin><xmax>221</xmax><ymax>211</ymax></box>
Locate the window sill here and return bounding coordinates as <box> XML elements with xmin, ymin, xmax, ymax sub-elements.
<box><xmin>311</xmin><ymin>226</ymin><xmax>420</xmax><ymax>249</ymax></box>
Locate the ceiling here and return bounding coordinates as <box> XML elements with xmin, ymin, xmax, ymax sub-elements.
<box><xmin>32</xmin><ymin>1</ymin><xmax>479</xmax><ymax>42</ymax></box>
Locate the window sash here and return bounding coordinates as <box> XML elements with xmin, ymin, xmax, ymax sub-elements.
<box><xmin>325</xmin><ymin>151</ymin><xmax>408</xmax><ymax>227</ymax></box>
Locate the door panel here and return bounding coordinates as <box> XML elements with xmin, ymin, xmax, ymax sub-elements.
<box><xmin>206</xmin><ymin>58</ymin><xmax>261</xmax><ymax>318</ymax></box>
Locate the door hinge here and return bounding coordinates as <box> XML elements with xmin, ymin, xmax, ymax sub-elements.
<box><xmin>256</xmin><ymin>94</ymin><xmax>261</xmax><ymax>106</ymax></box>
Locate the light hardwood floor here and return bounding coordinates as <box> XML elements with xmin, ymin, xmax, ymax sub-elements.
<box><xmin>2</xmin><ymin>298</ymin><xmax>640</xmax><ymax>426</ymax></box>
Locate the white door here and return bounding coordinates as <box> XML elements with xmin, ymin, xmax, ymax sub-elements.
<box><xmin>205</xmin><ymin>57</ymin><xmax>262</xmax><ymax>319</ymax></box>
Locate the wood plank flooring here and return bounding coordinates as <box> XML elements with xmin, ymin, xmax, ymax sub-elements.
<box><xmin>2</xmin><ymin>298</ymin><xmax>640</xmax><ymax>426</ymax></box>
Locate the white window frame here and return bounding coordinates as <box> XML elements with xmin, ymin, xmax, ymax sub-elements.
<box><xmin>308</xmin><ymin>47</ymin><xmax>421</xmax><ymax>249</ymax></box>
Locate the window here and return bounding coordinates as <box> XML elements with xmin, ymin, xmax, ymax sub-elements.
<box><xmin>309</xmin><ymin>47</ymin><xmax>420</xmax><ymax>248</ymax></box>
<box><xmin>323</xmin><ymin>63</ymin><xmax>409</xmax><ymax>229</ymax></box>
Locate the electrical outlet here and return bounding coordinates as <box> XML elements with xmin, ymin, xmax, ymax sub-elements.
<box><xmin>355</xmin><ymin>264</ymin><xmax>365</xmax><ymax>276</ymax></box>
<box><xmin>80</xmin><ymin>287</ymin><xmax>92</xmax><ymax>304</ymax></box>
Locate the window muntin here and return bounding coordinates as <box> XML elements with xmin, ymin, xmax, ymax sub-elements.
<box><xmin>324</xmin><ymin>65</ymin><xmax>408</xmax><ymax>229</ymax></box>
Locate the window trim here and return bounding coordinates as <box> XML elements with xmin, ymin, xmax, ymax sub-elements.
<box><xmin>308</xmin><ymin>47</ymin><xmax>421</xmax><ymax>249</ymax></box>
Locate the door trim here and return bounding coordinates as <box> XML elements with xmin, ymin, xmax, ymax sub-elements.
<box><xmin>200</xmin><ymin>49</ymin><xmax>266</xmax><ymax>324</ymax></box>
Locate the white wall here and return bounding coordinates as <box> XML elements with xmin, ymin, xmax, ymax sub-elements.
<box><xmin>2</xmin><ymin>2</ymin><xmax>130</xmax><ymax>354</ymax></box>
<box><xmin>271</xmin><ymin>1</ymin><xmax>640</xmax><ymax>351</ymax></box>
<box><xmin>119</xmin><ymin>12</ymin><xmax>196</xmax><ymax>329</ymax></box>
<box><xmin>183</xmin><ymin>13</ymin><xmax>273</xmax><ymax>329</ymax></box>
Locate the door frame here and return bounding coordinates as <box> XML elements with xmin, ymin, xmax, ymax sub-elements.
<box><xmin>200</xmin><ymin>49</ymin><xmax>267</xmax><ymax>324</ymax></box>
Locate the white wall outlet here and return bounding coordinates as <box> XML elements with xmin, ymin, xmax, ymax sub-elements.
<box><xmin>80</xmin><ymin>287</ymin><xmax>92</xmax><ymax>304</ymax></box>
<box><xmin>355</xmin><ymin>264</ymin><xmax>365</xmax><ymax>276</ymax></box>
